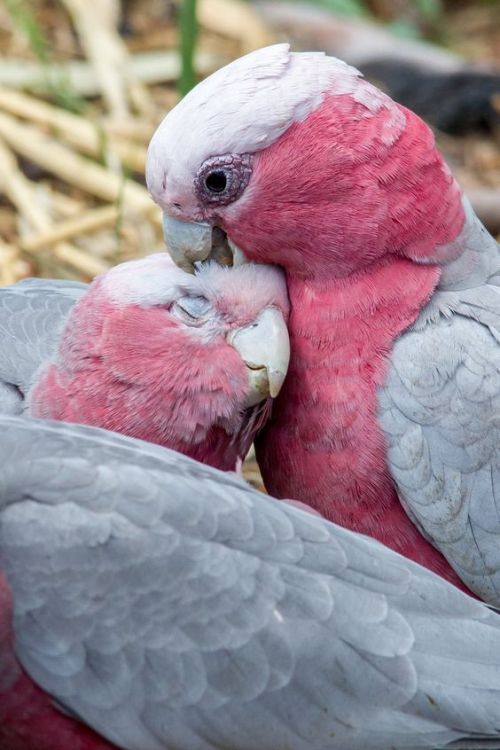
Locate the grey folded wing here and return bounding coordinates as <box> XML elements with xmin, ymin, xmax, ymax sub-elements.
<box><xmin>2</xmin><ymin>416</ymin><xmax>500</xmax><ymax>750</ymax></box>
<box><xmin>380</xmin><ymin>268</ymin><xmax>500</xmax><ymax>604</ymax></box>
<box><xmin>0</xmin><ymin>279</ymin><xmax>86</xmax><ymax>413</ymax></box>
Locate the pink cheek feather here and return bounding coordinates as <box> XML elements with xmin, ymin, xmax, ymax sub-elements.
<box><xmin>28</xmin><ymin>296</ymin><xmax>250</xmax><ymax>472</ymax></box>
<box><xmin>223</xmin><ymin>94</ymin><xmax>464</xmax><ymax>277</ymax></box>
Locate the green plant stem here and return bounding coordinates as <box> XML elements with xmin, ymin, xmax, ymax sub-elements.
<box><xmin>179</xmin><ymin>0</ymin><xmax>198</xmax><ymax>97</ymax></box>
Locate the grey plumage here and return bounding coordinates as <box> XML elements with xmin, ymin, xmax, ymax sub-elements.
<box><xmin>0</xmin><ymin>278</ymin><xmax>86</xmax><ymax>413</ymax></box>
<box><xmin>3</xmin><ymin>415</ymin><xmax>500</xmax><ymax>749</ymax></box>
<box><xmin>380</xmin><ymin>199</ymin><xmax>500</xmax><ymax>604</ymax></box>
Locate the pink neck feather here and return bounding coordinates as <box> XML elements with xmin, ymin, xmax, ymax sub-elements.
<box><xmin>225</xmin><ymin>94</ymin><xmax>465</xmax><ymax>277</ymax></box>
<box><xmin>238</xmin><ymin>91</ymin><xmax>469</xmax><ymax>588</ymax></box>
<box><xmin>257</xmin><ymin>258</ymin><xmax>467</xmax><ymax>591</ymax></box>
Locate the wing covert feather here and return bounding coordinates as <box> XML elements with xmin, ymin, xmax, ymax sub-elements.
<box><xmin>381</xmin><ymin>309</ymin><xmax>500</xmax><ymax>604</ymax></box>
<box><xmin>2</xmin><ymin>417</ymin><xmax>500</xmax><ymax>749</ymax></box>
<box><xmin>0</xmin><ymin>279</ymin><xmax>86</xmax><ymax>407</ymax></box>
<box><xmin>379</xmin><ymin>207</ymin><xmax>500</xmax><ymax>604</ymax></box>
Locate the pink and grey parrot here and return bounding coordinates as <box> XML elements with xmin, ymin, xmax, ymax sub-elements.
<box><xmin>0</xmin><ymin>252</ymin><xmax>288</xmax><ymax>750</ymax></box>
<box><xmin>146</xmin><ymin>43</ymin><xmax>500</xmax><ymax>601</ymax></box>
<box><xmin>0</xmin><ymin>252</ymin><xmax>289</xmax><ymax>471</ymax></box>
<box><xmin>5</xmin><ymin>414</ymin><xmax>500</xmax><ymax>749</ymax></box>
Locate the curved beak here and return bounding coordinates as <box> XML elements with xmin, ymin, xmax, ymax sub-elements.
<box><xmin>163</xmin><ymin>214</ymin><xmax>249</xmax><ymax>271</ymax></box>
<box><xmin>163</xmin><ymin>214</ymin><xmax>289</xmax><ymax>406</ymax></box>
<box><xmin>163</xmin><ymin>215</ymin><xmax>212</xmax><ymax>272</ymax></box>
<box><xmin>228</xmin><ymin>307</ymin><xmax>290</xmax><ymax>408</ymax></box>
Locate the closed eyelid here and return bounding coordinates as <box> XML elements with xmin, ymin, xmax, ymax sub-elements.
<box><xmin>175</xmin><ymin>295</ymin><xmax>212</xmax><ymax>318</ymax></box>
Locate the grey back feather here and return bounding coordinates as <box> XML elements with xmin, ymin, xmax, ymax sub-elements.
<box><xmin>2</xmin><ymin>415</ymin><xmax>500</xmax><ymax>749</ymax></box>
<box><xmin>0</xmin><ymin>278</ymin><xmax>86</xmax><ymax>413</ymax></box>
<box><xmin>380</xmin><ymin>200</ymin><xmax>500</xmax><ymax>604</ymax></box>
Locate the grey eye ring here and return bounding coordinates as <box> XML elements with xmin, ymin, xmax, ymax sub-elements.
<box><xmin>195</xmin><ymin>153</ymin><xmax>253</xmax><ymax>206</ymax></box>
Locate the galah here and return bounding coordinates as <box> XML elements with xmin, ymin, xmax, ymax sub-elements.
<box><xmin>146</xmin><ymin>43</ymin><xmax>500</xmax><ymax>602</ymax></box>
<box><xmin>5</xmin><ymin>415</ymin><xmax>500</xmax><ymax>750</ymax></box>
<box><xmin>0</xmin><ymin>253</ymin><xmax>287</xmax><ymax>750</ymax></box>
<box><xmin>0</xmin><ymin>252</ymin><xmax>289</xmax><ymax>471</ymax></box>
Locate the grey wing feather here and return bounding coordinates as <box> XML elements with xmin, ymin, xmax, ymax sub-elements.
<box><xmin>0</xmin><ymin>278</ymin><xmax>86</xmax><ymax>412</ymax></box>
<box><xmin>2</xmin><ymin>416</ymin><xmax>500</xmax><ymax>750</ymax></box>
<box><xmin>380</xmin><ymin>201</ymin><xmax>500</xmax><ymax>605</ymax></box>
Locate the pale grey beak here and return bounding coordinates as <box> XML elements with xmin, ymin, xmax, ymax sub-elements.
<box><xmin>163</xmin><ymin>214</ymin><xmax>249</xmax><ymax>271</ymax></box>
<box><xmin>163</xmin><ymin>215</ymin><xmax>212</xmax><ymax>272</ymax></box>
<box><xmin>228</xmin><ymin>307</ymin><xmax>290</xmax><ymax>407</ymax></box>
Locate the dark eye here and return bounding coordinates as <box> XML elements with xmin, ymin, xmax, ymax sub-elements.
<box><xmin>205</xmin><ymin>170</ymin><xmax>227</xmax><ymax>194</ymax></box>
<box><xmin>195</xmin><ymin>153</ymin><xmax>253</xmax><ymax>206</ymax></box>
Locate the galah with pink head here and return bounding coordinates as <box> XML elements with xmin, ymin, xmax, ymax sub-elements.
<box><xmin>0</xmin><ymin>252</ymin><xmax>289</xmax><ymax>472</ymax></box>
<box><xmin>146</xmin><ymin>43</ymin><xmax>500</xmax><ymax>604</ymax></box>
<box><xmin>0</xmin><ymin>252</ymin><xmax>289</xmax><ymax>750</ymax></box>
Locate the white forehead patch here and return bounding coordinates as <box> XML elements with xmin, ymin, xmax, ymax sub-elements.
<box><xmin>100</xmin><ymin>253</ymin><xmax>193</xmax><ymax>307</ymax></box>
<box><xmin>146</xmin><ymin>44</ymin><xmax>368</xmax><ymax>203</ymax></box>
<box><xmin>98</xmin><ymin>252</ymin><xmax>290</xmax><ymax>317</ymax></box>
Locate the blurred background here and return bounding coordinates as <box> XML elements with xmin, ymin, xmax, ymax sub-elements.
<box><xmin>0</xmin><ymin>0</ymin><xmax>499</xmax><ymax>290</ymax></box>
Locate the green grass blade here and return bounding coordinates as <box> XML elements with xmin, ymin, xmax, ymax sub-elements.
<box><xmin>178</xmin><ymin>0</ymin><xmax>198</xmax><ymax>97</ymax></box>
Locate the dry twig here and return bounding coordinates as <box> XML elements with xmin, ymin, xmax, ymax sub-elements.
<box><xmin>20</xmin><ymin>206</ymin><xmax>121</xmax><ymax>253</ymax></box>
<box><xmin>199</xmin><ymin>0</ymin><xmax>273</xmax><ymax>52</ymax></box>
<box><xmin>61</xmin><ymin>0</ymin><xmax>153</xmax><ymax>118</ymax></box>
<box><xmin>0</xmin><ymin>242</ymin><xmax>26</xmax><ymax>286</ymax></box>
<box><xmin>0</xmin><ymin>51</ymin><xmax>221</xmax><ymax>96</ymax></box>
<box><xmin>0</xmin><ymin>136</ymin><xmax>108</xmax><ymax>277</ymax></box>
<box><xmin>0</xmin><ymin>111</ymin><xmax>157</xmax><ymax>215</ymax></box>
<box><xmin>0</xmin><ymin>87</ymin><xmax>147</xmax><ymax>173</ymax></box>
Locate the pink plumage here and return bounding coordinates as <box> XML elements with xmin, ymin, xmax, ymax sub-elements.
<box><xmin>224</xmin><ymin>94</ymin><xmax>464</xmax><ymax>275</ymax></box>
<box><xmin>231</xmin><ymin>95</ymin><xmax>466</xmax><ymax>587</ymax></box>
<box><xmin>28</xmin><ymin>254</ymin><xmax>289</xmax><ymax>471</ymax></box>
<box><xmin>147</xmin><ymin>45</ymin><xmax>478</xmax><ymax>593</ymax></box>
<box><xmin>0</xmin><ymin>253</ymin><xmax>289</xmax><ymax>750</ymax></box>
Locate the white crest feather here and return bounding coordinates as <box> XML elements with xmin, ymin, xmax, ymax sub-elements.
<box><xmin>100</xmin><ymin>253</ymin><xmax>187</xmax><ymax>307</ymax></box>
<box><xmin>146</xmin><ymin>44</ymin><xmax>364</xmax><ymax>205</ymax></box>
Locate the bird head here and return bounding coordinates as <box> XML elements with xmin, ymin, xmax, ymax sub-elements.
<box><xmin>30</xmin><ymin>253</ymin><xmax>289</xmax><ymax>470</ymax></box>
<box><xmin>146</xmin><ymin>44</ymin><xmax>465</xmax><ymax>281</ymax></box>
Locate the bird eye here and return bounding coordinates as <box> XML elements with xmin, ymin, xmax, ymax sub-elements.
<box><xmin>174</xmin><ymin>295</ymin><xmax>211</xmax><ymax>320</ymax></box>
<box><xmin>205</xmin><ymin>170</ymin><xmax>227</xmax><ymax>194</ymax></box>
<box><xmin>195</xmin><ymin>153</ymin><xmax>253</xmax><ymax>206</ymax></box>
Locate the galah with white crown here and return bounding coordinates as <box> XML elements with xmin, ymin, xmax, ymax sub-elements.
<box><xmin>0</xmin><ymin>253</ymin><xmax>288</xmax><ymax>750</ymax></box>
<box><xmin>147</xmin><ymin>43</ymin><xmax>500</xmax><ymax>603</ymax></box>
<box><xmin>4</xmin><ymin>415</ymin><xmax>500</xmax><ymax>749</ymax></box>
<box><xmin>0</xmin><ymin>252</ymin><xmax>289</xmax><ymax>471</ymax></box>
